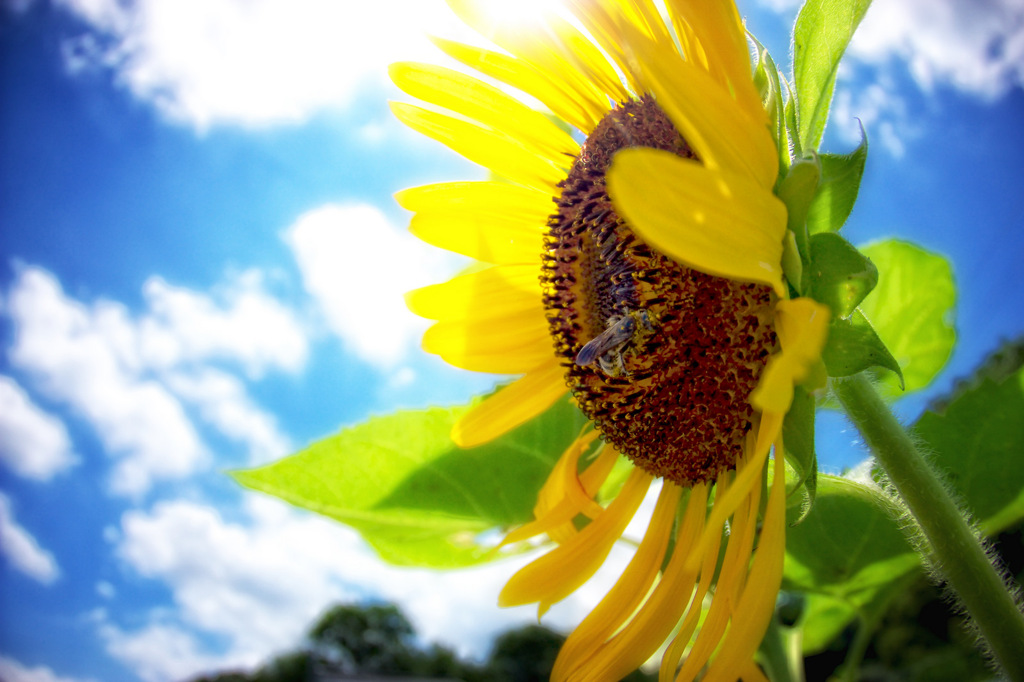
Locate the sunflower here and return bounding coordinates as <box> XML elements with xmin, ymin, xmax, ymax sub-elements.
<box><xmin>392</xmin><ymin>0</ymin><xmax>830</xmax><ymax>679</ymax></box>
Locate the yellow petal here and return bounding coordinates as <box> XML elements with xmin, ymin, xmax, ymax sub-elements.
<box><xmin>430</xmin><ymin>36</ymin><xmax>599</xmax><ymax>133</ymax></box>
<box><xmin>552</xmin><ymin>483</ymin><xmax>683</xmax><ymax>680</ymax></box>
<box><xmin>664</xmin><ymin>0</ymin><xmax>763</xmax><ymax>116</ymax></box>
<box><xmin>445</xmin><ymin>0</ymin><xmax>611</xmax><ymax>128</ymax></box>
<box><xmin>390</xmin><ymin>101</ymin><xmax>562</xmax><ymax>193</ymax></box>
<box><xmin>502</xmin><ymin>430</ymin><xmax>604</xmax><ymax>546</ymax></box>
<box><xmin>557</xmin><ymin>483</ymin><xmax>710</xmax><ymax>682</ymax></box>
<box><xmin>704</xmin><ymin>450</ymin><xmax>787</xmax><ymax>682</ymax></box>
<box><xmin>422</xmin><ymin>311</ymin><xmax>552</xmax><ymax>374</ymax></box>
<box><xmin>390</xmin><ymin>62</ymin><xmax>578</xmax><ymax>164</ymax></box>
<box><xmin>499</xmin><ymin>467</ymin><xmax>652</xmax><ymax>614</ymax></box>
<box><xmin>751</xmin><ymin>297</ymin><xmax>831</xmax><ymax>414</ymax></box>
<box><xmin>627</xmin><ymin>30</ymin><xmax>776</xmax><ymax>187</ymax></box>
<box><xmin>452</xmin><ymin>359</ymin><xmax>567</xmax><ymax>447</ymax></box>
<box><xmin>395</xmin><ymin>182</ymin><xmax>549</xmax><ymax>264</ymax></box>
<box><xmin>406</xmin><ymin>265</ymin><xmax>542</xmax><ymax>321</ymax></box>
<box><xmin>607</xmin><ymin>148</ymin><xmax>786</xmax><ymax>295</ymax></box>
<box><xmin>547</xmin><ymin>16</ymin><xmax>632</xmax><ymax>105</ymax></box>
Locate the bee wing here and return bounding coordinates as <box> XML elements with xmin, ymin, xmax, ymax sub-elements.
<box><xmin>575</xmin><ymin>318</ymin><xmax>635</xmax><ymax>367</ymax></box>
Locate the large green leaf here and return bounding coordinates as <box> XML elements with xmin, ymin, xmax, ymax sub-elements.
<box><xmin>858</xmin><ymin>240</ymin><xmax>956</xmax><ymax>398</ymax></box>
<box><xmin>913</xmin><ymin>367</ymin><xmax>1024</xmax><ymax>535</ymax></box>
<box><xmin>792</xmin><ymin>0</ymin><xmax>873</xmax><ymax>152</ymax></box>
<box><xmin>234</xmin><ymin>395</ymin><xmax>587</xmax><ymax>568</ymax></box>
<box><xmin>784</xmin><ymin>475</ymin><xmax>919</xmax><ymax>650</ymax></box>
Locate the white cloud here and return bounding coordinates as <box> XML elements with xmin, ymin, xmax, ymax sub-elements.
<box><xmin>6</xmin><ymin>268</ymin><xmax>208</xmax><ymax>497</ymax></box>
<box><xmin>107</xmin><ymin>493</ymin><xmax>637</xmax><ymax>681</ymax></box>
<box><xmin>98</xmin><ymin>621</ymin><xmax>232</xmax><ymax>682</ymax></box>
<box><xmin>0</xmin><ymin>493</ymin><xmax>60</xmax><ymax>584</ymax></box>
<box><xmin>3</xmin><ymin>266</ymin><xmax>304</xmax><ymax>497</ymax></box>
<box><xmin>831</xmin><ymin>81</ymin><xmax>915</xmax><ymax>158</ymax></box>
<box><xmin>53</xmin><ymin>0</ymin><xmax>465</xmax><ymax>130</ymax></box>
<box><xmin>0</xmin><ymin>656</ymin><xmax>95</xmax><ymax>682</ymax></box>
<box><xmin>139</xmin><ymin>271</ymin><xmax>307</xmax><ymax>377</ymax></box>
<box><xmin>0</xmin><ymin>375</ymin><xmax>77</xmax><ymax>480</ymax></box>
<box><xmin>849</xmin><ymin>0</ymin><xmax>1024</xmax><ymax>100</ymax></box>
<box><xmin>285</xmin><ymin>203</ymin><xmax>462</xmax><ymax>369</ymax></box>
<box><xmin>164</xmin><ymin>369</ymin><xmax>291</xmax><ymax>465</ymax></box>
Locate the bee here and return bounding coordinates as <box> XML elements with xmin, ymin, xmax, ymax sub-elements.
<box><xmin>575</xmin><ymin>310</ymin><xmax>653</xmax><ymax>377</ymax></box>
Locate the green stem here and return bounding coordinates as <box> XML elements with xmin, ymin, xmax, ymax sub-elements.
<box><xmin>833</xmin><ymin>373</ymin><xmax>1024</xmax><ymax>680</ymax></box>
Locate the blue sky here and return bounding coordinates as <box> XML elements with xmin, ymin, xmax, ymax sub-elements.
<box><xmin>1</xmin><ymin>0</ymin><xmax>1022</xmax><ymax>681</ymax></box>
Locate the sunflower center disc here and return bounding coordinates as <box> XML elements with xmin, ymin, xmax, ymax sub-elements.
<box><xmin>542</xmin><ymin>98</ymin><xmax>778</xmax><ymax>485</ymax></box>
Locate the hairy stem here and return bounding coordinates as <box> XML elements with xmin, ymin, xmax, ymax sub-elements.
<box><xmin>834</xmin><ymin>374</ymin><xmax>1024</xmax><ymax>680</ymax></box>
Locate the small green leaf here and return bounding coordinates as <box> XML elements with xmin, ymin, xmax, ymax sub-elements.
<box><xmin>793</xmin><ymin>0</ymin><xmax>873</xmax><ymax>151</ymax></box>
<box><xmin>913</xmin><ymin>367</ymin><xmax>1024</xmax><ymax>535</ymax></box>
<box><xmin>804</xmin><ymin>232</ymin><xmax>878</xmax><ymax>318</ymax></box>
<box><xmin>783</xmin><ymin>385</ymin><xmax>818</xmax><ymax>522</ymax></box>
<box><xmin>784</xmin><ymin>474</ymin><xmax>919</xmax><ymax>606</ymax></box>
<box><xmin>807</xmin><ymin>128</ymin><xmax>868</xmax><ymax>234</ymax></box>
<box><xmin>858</xmin><ymin>239</ymin><xmax>957</xmax><ymax>398</ymax></box>
<box><xmin>822</xmin><ymin>309</ymin><xmax>903</xmax><ymax>384</ymax></box>
<box><xmin>798</xmin><ymin>593</ymin><xmax>859</xmax><ymax>654</ymax></box>
<box><xmin>233</xmin><ymin>395</ymin><xmax>587</xmax><ymax>568</ymax></box>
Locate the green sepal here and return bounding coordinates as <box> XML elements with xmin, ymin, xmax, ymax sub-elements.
<box><xmin>804</xmin><ymin>232</ymin><xmax>878</xmax><ymax>318</ymax></box>
<box><xmin>807</xmin><ymin>125</ymin><xmax>868</xmax><ymax>234</ymax></box>
<box><xmin>232</xmin><ymin>394</ymin><xmax>587</xmax><ymax>569</ymax></box>
<box><xmin>776</xmin><ymin>155</ymin><xmax>821</xmax><ymax>259</ymax></box>
<box><xmin>822</xmin><ymin>309</ymin><xmax>905</xmax><ymax>387</ymax></box>
<box><xmin>750</xmin><ymin>34</ymin><xmax>792</xmax><ymax>174</ymax></box>
<box><xmin>783</xmin><ymin>384</ymin><xmax>818</xmax><ymax>524</ymax></box>
<box><xmin>792</xmin><ymin>0</ymin><xmax>873</xmax><ymax>151</ymax></box>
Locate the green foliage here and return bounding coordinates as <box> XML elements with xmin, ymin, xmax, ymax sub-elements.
<box><xmin>913</xmin><ymin>366</ymin><xmax>1024</xmax><ymax>535</ymax></box>
<box><xmin>783</xmin><ymin>385</ymin><xmax>818</xmax><ymax>521</ymax></box>
<box><xmin>858</xmin><ymin>240</ymin><xmax>957</xmax><ymax>398</ymax></box>
<box><xmin>233</xmin><ymin>395</ymin><xmax>586</xmax><ymax>568</ymax></box>
<box><xmin>792</xmin><ymin>0</ymin><xmax>874</xmax><ymax>152</ymax></box>
<box><xmin>806</xmin><ymin>131</ymin><xmax>868</xmax><ymax>235</ymax></box>
<box><xmin>822</xmin><ymin>309</ymin><xmax>904</xmax><ymax>385</ymax></box>
<box><xmin>804</xmin><ymin>232</ymin><xmax>878</xmax><ymax>318</ymax></box>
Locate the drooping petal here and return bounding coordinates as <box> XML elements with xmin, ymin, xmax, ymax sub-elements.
<box><xmin>607</xmin><ymin>148</ymin><xmax>786</xmax><ymax>295</ymax></box>
<box><xmin>551</xmin><ymin>482</ymin><xmax>689</xmax><ymax>681</ymax></box>
<box><xmin>390</xmin><ymin>102</ymin><xmax>563</xmax><ymax>192</ymax></box>
<box><xmin>390</xmin><ymin>62</ymin><xmax>579</xmax><ymax>164</ymax></box>
<box><xmin>452</xmin><ymin>359</ymin><xmax>567</xmax><ymax>447</ymax></box>
<box><xmin>703</xmin><ymin>448</ymin><xmax>787</xmax><ymax>682</ymax></box>
<box><xmin>499</xmin><ymin>467</ymin><xmax>653</xmax><ymax>616</ymax></box>
<box><xmin>751</xmin><ymin>297</ymin><xmax>831</xmax><ymax>414</ymax></box>
<box><xmin>556</xmin><ymin>482</ymin><xmax>711</xmax><ymax>682</ymax></box>
<box><xmin>502</xmin><ymin>431</ymin><xmax>604</xmax><ymax>546</ymax></box>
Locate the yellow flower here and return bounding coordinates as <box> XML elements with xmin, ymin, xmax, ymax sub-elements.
<box><xmin>392</xmin><ymin>0</ymin><xmax>831</xmax><ymax>679</ymax></box>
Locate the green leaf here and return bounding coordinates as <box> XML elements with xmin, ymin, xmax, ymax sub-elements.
<box><xmin>858</xmin><ymin>239</ymin><xmax>957</xmax><ymax>398</ymax></box>
<box><xmin>233</xmin><ymin>395</ymin><xmax>587</xmax><ymax>568</ymax></box>
<box><xmin>785</xmin><ymin>475</ymin><xmax>918</xmax><ymax>598</ymax></box>
<box><xmin>785</xmin><ymin>475</ymin><xmax>920</xmax><ymax>648</ymax></box>
<box><xmin>804</xmin><ymin>232</ymin><xmax>878</xmax><ymax>318</ymax></box>
<box><xmin>913</xmin><ymin>367</ymin><xmax>1024</xmax><ymax>535</ymax></box>
<box><xmin>822</xmin><ymin>309</ymin><xmax>903</xmax><ymax>385</ymax></box>
<box><xmin>793</xmin><ymin>0</ymin><xmax>873</xmax><ymax>151</ymax></box>
<box><xmin>807</xmin><ymin>128</ymin><xmax>868</xmax><ymax>234</ymax></box>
